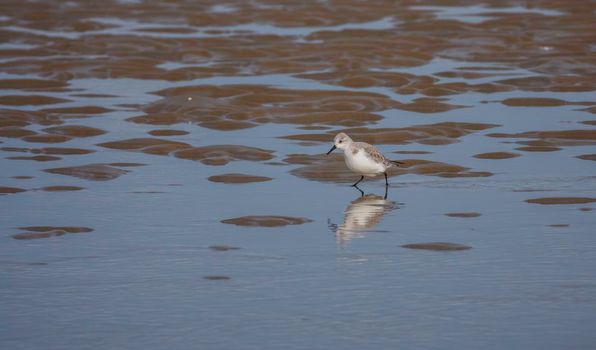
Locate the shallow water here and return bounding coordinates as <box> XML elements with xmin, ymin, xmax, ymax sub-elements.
<box><xmin>1</xmin><ymin>1</ymin><xmax>595</xmax><ymax>349</ymax></box>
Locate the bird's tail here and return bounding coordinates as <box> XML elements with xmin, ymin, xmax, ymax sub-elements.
<box><xmin>390</xmin><ymin>160</ymin><xmax>404</xmax><ymax>166</ymax></box>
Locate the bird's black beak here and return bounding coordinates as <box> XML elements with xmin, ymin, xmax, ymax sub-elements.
<box><xmin>326</xmin><ymin>145</ymin><xmax>337</xmax><ymax>155</ymax></box>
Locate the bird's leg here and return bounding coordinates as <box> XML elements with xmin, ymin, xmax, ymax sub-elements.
<box><xmin>383</xmin><ymin>182</ymin><xmax>388</xmax><ymax>200</ymax></box>
<box><xmin>353</xmin><ymin>184</ymin><xmax>364</xmax><ymax>197</ymax></box>
<box><xmin>384</xmin><ymin>172</ymin><xmax>389</xmax><ymax>186</ymax></box>
<box><xmin>351</xmin><ymin>176</ymin><xmax>364</xmax><ymax>187</ymax></box>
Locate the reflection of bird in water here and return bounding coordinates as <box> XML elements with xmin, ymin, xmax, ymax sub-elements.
<box><xmin>329</xmin><ymin>187</ymin><xmax>398</xmax><ymax>246</ymax></box>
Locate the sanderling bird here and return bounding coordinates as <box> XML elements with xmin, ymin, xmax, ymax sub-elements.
<box><xmin>326</xmin><ymin>132</ymin><xmax>402</xmax><ymax>187</ymax></box>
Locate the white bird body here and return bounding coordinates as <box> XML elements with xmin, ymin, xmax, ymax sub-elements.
<box><xmin>327</xmin><ymin>133</ymin><xmax>400</xmax><ymax>186</ymax></box>
<box><xmin>344</xmin><ymin>142</ymin><xmax>389</xmax><ymax>177</ymax></box>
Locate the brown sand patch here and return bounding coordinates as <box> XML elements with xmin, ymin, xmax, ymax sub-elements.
<box><xmin>203</xmin><ymin>276</ymin><xmax>231</xmax><ymax>281</ymax></box>
<box><xmin>502</xmin><ymin>97</ymin><xmax>568</xmax><ymax>107</ymax></box>
<box><xmin>0</xmin><ymin>79</ymin><xmax>68</xmax><ymax>90</ymax></box>
<box><xmin>130</xmin><ymin>191</ymin><xmax>165</xmax><ymax>194</ymax></box>
<box><xmin>1</xmin><ymin>146</ymin><xmax>95</xmax><ymax>155</ymax></box>
<box><xmin>40</xmin><ymin>106</ymin><xmax>112</xmax><ymax>115</ymax></box>
<box><xmin>174</xmin><ymin>145</ymin><xmax>275</xmax><ymax>165</ymax></box>
<box><xmin>98</xmin><ymin>138</ymin><xmax>191</xmax><ymax>155</ymax></box>
<box><xmin>21</xmin><ymin>134</ymin><xmax>72</xmax><ymax>143</ymax></box>
<box><xmin>0</xmin><ymin>109</ymin><xmax>63</xmax><ymax>127</ymax></box>
<box><xmin>7</xmin><ymin>155</ymin><xmax>61</xmax><ymax>162</ymax></box>
<box><xmin>147</xmin><ymin>129</ymin><xmax>189</xmax><ymax>136</ymax></box>
<box><xmin>0</xmin><ymin>186</ymin><xmax>27</xmax><ymax>194</ymax></box>
<box><xmin>208</xmin><ymin>173</ymin><xmax>272</xmax><ymax>184</ymax></box>
<box><xmin>473</xmin><ymin>152</ymin><xmax>520</xmax><ymax>159</ymax></box>
<box><xmin>579</xmin><ymin>208</ymin><xmax>593</xmax><ymax>212</ymax></box>
<box><xmin>221</xmin><ymin>216</ymin><xmax>313</xmax><ymax>227</ymax></box>
<box><xmin>434</xmin><ymin>71</ymin><xmax>497</xmax><ymax>80</ymax></box>
<box><xmin>3</xmin><ymin>147</ymin><xmax>37</xmax><ymax>154</ymax></box>
<box><xmin>393</xmin><ymin>150</ymin><xmax>432</xmax><ymax>155</ymax></box>
<box><xmin>508</xmin><ymin>76</ymin><xmax>550</xmax><ymax>90</ymax></box>
<box><xmin>283</xmin><ymin>154</ymin><xmax>323</xmax><ymax>165</ymax></box>
<box><xmin>0</xmin><ymin>95</ymin><xmax>70</xmax><ymax>106</ymax></box>
<box><xmin>578</xmin><ymin>107</ymin><xmax>596</xmax><ymax>114</ymax></box>
<box><xmin>549</xmin><ymin>224</ymin><xmax>569</xmax><ymax>228</ymax></box>
<box><xmin>12</xmin><ymin>226</ymin><xmax>93</xmax><ymax>240</ymax></box>
<box><xmin>0</xmin><ymin>117</ymin><xmax>29</xmax><ymax>128</ymax></box>
<box><xmin>395</xmin><ymin>98</ymin><xmax>468</xmax><ymax>113</ymax></box>
<box><xmin>493</xmin><ymin>130</ymin><xmax>596</xmax><ymax>142</ymax></box>
<box><xmin>43</xmin><ymin>125</ymin><xmax>106</xmax><ymax>137</ymax></box>
<box><xmin>512</xmin><ymin>188</ymin><xmax>555</xmax><ymax>193</ymax></box>
<box><xmin>11</xmin><ymin>176</ymin><xmax>34</xmax><ymax>180</ymax></box>
<box><xmin>0</xmin><ymin>0</ymin><xmax>594</xmax><ymax>93</ymax></box>
<box><xmin>297</xmin><ymin>70</ymin><xmax>511</xmax><ymax>98</ymax></box>
<box><xmin>515</xmin><ymin>146</ymin><xmax>561</xmax><ymax>152</ymax></box>
<box><xmin>582</xmin><ymin>120</ymin><xmax>596</xmax><ymax>126</ymax></box>
<box><xmin>72</xmin><ymin>94</ymin><xmax>119</xmax><ymax>98</ymax></box>
<box><xmin>497</xmin><ymin>76</ymin><xmax>596</xmax><ymax>93</ymax></box>
<box><xmin>297</xmin><ymin>125</ymin><xmax>333</xmax><ymax>131</ymax></box>
<box><xmin>39</xmin><ymin>186</ymin><xmax>84</xmax><ymax>192</ymax></box>
<box><xmin>98</xmin><ymin>138</ymin><xmax>275</xmax><ymax>165</ymax></box>
<box><xmin>38</xmin><ymin>147</ymin><xmax>95</xmax><ymax>155</ymax></box>
<box><xmin>136</xmin><ymin>27</ymin><xmax>197</xmax><ymax>34</ymax></box>
<box><xmin>577</xmin><ymin>154</ymin><xmax>596</xmax><ymax>161</ymax></box>
<box><xmin>445</xmin><ymin>212</ymin><xmax>481</xmax><ymax>218</ymax></box>
<box><xmin>401</xmin><ymin>159</ymin><xmax>493</xmax><ymax>178</ymax></box>
<box><xmin>44</xmin><ymin>163</ymin><xmax>129</xmax><ymax>181</ymax></box>
<box><xmin>297</xmin><ymin>71</ymin><xmax>434</xmax><ymax>90</ymax></box>
<box><xmin>209</xmin><ymin>245</ymin><xmax>241</xmax><ymax>252</ymax></box>
<box><xmin>108</xmin><ymin>162</ymin><xmax>146</xmax><ymax>167</ymax></box>
<box><xmin>526</xmin><ymin>197</ymin><xmax>596</xmax><ymax>205</ymax></box>
<box><xmin>401</xmin><ymin>242</ymin><xmax>472</xmax><ymax>251</ymax></box>
<box><xmin>0</xmin><ymin>127</ymin><xmax>37</xmax><ymax>138</ymax></box>
<box><xmin>420</xmin><ymin>82</ymin><xmax>511</xmax><ymax>97</ymax></box>
<box><xmin>129</xmin><ymin>85</ymin><xmax>393</xmax><ymax>130</ymax></box>
<box><xmin>289</xmin><ymin>155</ymin><xmax>491</xmax><ymax>183</ymax></box>
<box><xmin>488</xmin><ymin>130</ymin><xmax>596</xmax><ymax>150</ymax></box>
<box><xmin>282</xmin><ymin>122</ymin><xmax>499</xmax><ymax>145</ymax></box>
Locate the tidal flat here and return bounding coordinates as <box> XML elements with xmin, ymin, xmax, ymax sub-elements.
<box><xmin>1</xmin><ymin>1</ymin><xmax>595</xmax><ymax>349</ymax></box>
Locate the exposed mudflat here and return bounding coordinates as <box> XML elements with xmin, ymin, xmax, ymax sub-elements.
<box><xmin>445</xmin><ymin>212</ymin><xmax>482</xmax><ymax>218</ymax></box>
<box><xmin>221</xmin><ymin>216</ymin><xmax>313</xmax><ymax>227</ymax></box>
<box><xmin>208</xmin><ymin>173</ymin><xmax>272</xmax><ymax>184</ymax></box>
<box><xmin>525</xmin><ymin>197</ymin><xmax>596</xmax><ymax>205</ymax></box>
<box><xmin>401</xmin><ymin>242</ymin><xmax>473</xmax><ymax>251</ymax></box>
<box><xmin>473</xmin><ymin>152</ymin><xmax>520</xmax><ymax>159</ymax></box>
<box><xmin>11</xmin><ymin>226</ymin><xmax>93</xmax><ymax>240</ymax></box>
<box><xmin>1</xmin><ymin>1</ymin><xmax>595</xmax><ymax>349</ymax></box>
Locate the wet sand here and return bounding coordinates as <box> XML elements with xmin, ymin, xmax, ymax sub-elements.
<box><xmin>401</xmin><ymin>242</ymin><xmax>472</xmax><ymax>251</ymax></box>
<box><xmin>0</xmin><ymin>186</ymin><xmax>27</xmax><ymax>194</ymax></box>
<box><xmin>11</xmin><ymin>226</ymin><xmax>93</xmax><ymax>240</ymax></box>
<box><xmin>1</xmin><ymin>1</ymin><xmax>595</xmax><ymax>349</ymax></box>
<box><xmin>209</xmin><ymin>245</ymin><xmax>241</xmax><ymax>252</ymax></box>
<box><xmin>208</xmin><ymin>173</ymin><xmax>272</xmax><ymax>184</ymax></box>
<box><xmin>44</xmin><ymin>164</ymin><xmax>131</xmax><ymax>181</ymax></box>
<box><xmin>99</xmin><ymin>138</ymin><xmax>275</xmax><ymax>165</ymax></box>
<box><xmin>445</xmin><ymin>212</ymin><xmax>482</xmax><ymax>218</ymax></box>
<box><xmin>221</xmin><ymin>216</ymin><xmax>313</xmax><ymax>227</ymax></box>
<box><xmin>473</xmin><ymin>152</ymin><xmax>520</xmax><ymax>159</ymax></box>
<box><xmin>525</xmin><ymin>197</ymin><xmax>596</xmax><ymax>205</ymax></box>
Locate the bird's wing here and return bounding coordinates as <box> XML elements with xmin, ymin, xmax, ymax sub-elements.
<box><xmin>358</xmin><ymin>142</ymin><xmax>393</xmax><ymax>167</ymax></box>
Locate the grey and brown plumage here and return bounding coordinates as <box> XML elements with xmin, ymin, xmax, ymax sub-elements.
<box><xmin>326</xmin><ymin>132</ymin><xmax>402</xmax><ymax>187</ymax></box>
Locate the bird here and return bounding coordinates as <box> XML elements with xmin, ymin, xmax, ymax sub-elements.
<box><xmin>326</xmin><ymin>132</ymin><xmax>402</xmax><ymax>187</ymax></box>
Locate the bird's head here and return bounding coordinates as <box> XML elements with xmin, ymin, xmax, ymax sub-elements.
<box><xmin>327</xmin><ymin>132</ymin><xmax>352</xmax><ymax>155</ymax></box>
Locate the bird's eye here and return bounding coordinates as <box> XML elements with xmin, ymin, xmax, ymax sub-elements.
<box><xmin>338</xmin><ymin>140</ymin><xmax>343</xmax><ymax>143</ymax></box>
